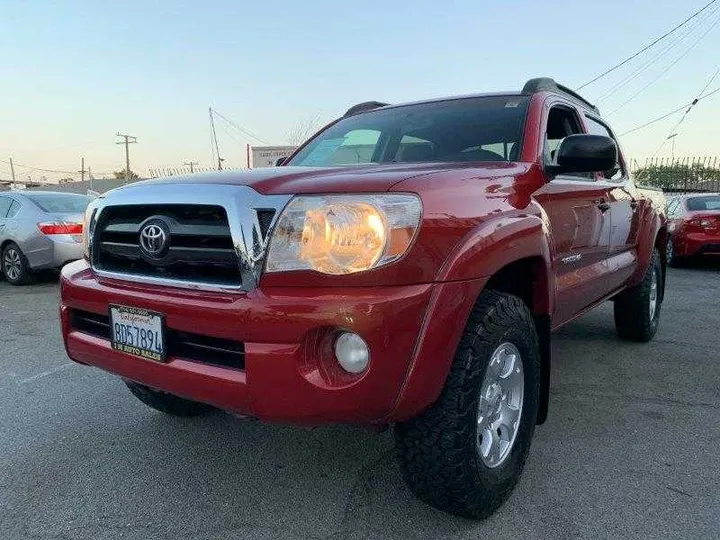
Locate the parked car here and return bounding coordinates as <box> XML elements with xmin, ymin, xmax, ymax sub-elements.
<box><xmin>59</xmin><ymin>78</ymin><xmax>666</xmax><ymax>519</ymax></box>
<box><xmin>0</xmin><ymin>191</ymin><xmax>90</xmax><ymax>284</ymax></box>
<box><xmin>666</xmin><ymin>193</ymin><xmax>720</xmax><ymax>265</ymax></box>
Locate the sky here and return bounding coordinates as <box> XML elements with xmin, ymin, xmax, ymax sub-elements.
<box><xmin>0</xmin><ymin>0</ymin><xmax>718</xmax><ymax>182</ymax></box>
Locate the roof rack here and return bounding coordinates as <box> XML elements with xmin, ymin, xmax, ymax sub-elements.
<box><xmin>522</xmin><ymin>78</ymin><xmax>598</xmax><ymax>113</ymax></box>
<box><xmin>343</xmin><ymin>101</ymin><xmax>389</xmax><ymax>117</ymax></box>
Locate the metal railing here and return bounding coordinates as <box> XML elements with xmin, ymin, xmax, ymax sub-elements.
<box><xmin>630</xmin><ymin>156</ymin><xmax>720</xmax><ymax>193</ymax></box>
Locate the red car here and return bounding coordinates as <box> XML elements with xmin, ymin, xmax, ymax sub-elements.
<box><xmin>667</xmin><ymin>193</ymin><xmax>720</xmax><ymax>265</ymax></box>
<box><xmin>60</xmin><ymin>78</ymin><xmax>666</xmax><ymax>519</ymax></box>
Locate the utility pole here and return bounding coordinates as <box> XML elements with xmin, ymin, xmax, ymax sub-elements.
<box><xmin>78</xmin><ymin>157</ymin><xmax>86</xmax><ymax>183</ymax></box>
<box><xmin>667</xmin><ymin>133</ymin><xmax>678</xmax><ymax>162</ymax></box>
<box><xmin>209</xmin><ymin>108</ymin><xmax>224</xmax><ymax>170</ymax></box>
<box><xmin>115</xmin><ymin>133</ymin><xmax>137</xmax><ymax>182</ymax></box>
<box><xmin>9</xmin><ymin>157</ymin><xmax>16</xmax><ymax>184</ymax></box>
<box><xmin>183</xmin><ymin>161</ymin><xmax>198</xmax><ymax>173</ymax></box>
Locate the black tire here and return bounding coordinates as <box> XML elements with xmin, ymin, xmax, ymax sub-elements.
<box><xmin>124</xmin><ymin>381</ymin><xmax>214</xmax><ymax>417</ymax></box>
<box><xmin>395</xmin><ymin>290</ymin><xmax>541</xmax><ymax>519</ymax></box>
<box><xmin>666</xmin><ymin>236</ymin><xmax>682</xmax><ymax>267</ymax></box>
<box><xmin>2</xmin><ymin>242</ymin><xmax>33</xmax><ymax>285</ymax></box>
<box><xmin>614</xmin><ymin>248</ymin><xmax>663</xmax><ymax>342</ymax></box>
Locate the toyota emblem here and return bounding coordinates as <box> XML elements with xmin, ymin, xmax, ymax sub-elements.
<box><xmin>139</xmin><ymin>222</ymin><xmax>169</xmax><ymax>257</ymax></box>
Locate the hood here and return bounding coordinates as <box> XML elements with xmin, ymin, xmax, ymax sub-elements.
<box><xmin>117</xmin><ymin>162</ymin><xmax>531</xmax><ymax>196</ymax></box>
<box><xmin>117</xmin><ymin>164</ymin><xmax>461</xmax><ymax>195</ymax></box>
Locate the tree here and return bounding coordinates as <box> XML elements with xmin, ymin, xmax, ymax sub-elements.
<box><xmin>286</xmin><ymin>115</ymin><xmax>321</xmax><ymax>145</ymax></box>
<box><xmin>114</xmin><ymin>169</ymin><xmax>140</xmax><ymax>180</ymax></box>
<box><xmin>634</xmin><ymin>162</ymin><xmax>720</xmax><ymax>191</ymax></box>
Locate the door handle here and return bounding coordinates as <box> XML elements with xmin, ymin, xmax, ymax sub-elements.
<box><xmin>597</xmin><ymin>201</ymin><xmax>611</xmax><ymax>212</ymax></box>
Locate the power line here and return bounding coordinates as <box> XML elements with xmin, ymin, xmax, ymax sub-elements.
<box><xmin>211</xmin><ymin>109</ymin><xmax>269</xmax><ymax>144</ymax></box>
<box><xmin>618</xmin><ymin>85</ymin><xmax>720</xmax><ymax>136</ymax></box>
<box><xmin>577</xmin><ymin>0</ymin><xmax>718</xmax><ymax>90</ymax></box>
<box><xmin>0</xmin><ymin>158</ymin><xmax>75</xmax><ymax>175</ymax></box>
<box><xmin>606</xmin><ymin>12</ymin><xmax>720</xmax><ymax>116</ymax></box>
<box><xmin>595</xmin><ymin>6</ymin><xmax>715</xmax><ymax>102</ymax></box>
<box><xmin>652</xmin><ymin>71</ymin><xmax>720</xmax><ymax>156</ymax></box>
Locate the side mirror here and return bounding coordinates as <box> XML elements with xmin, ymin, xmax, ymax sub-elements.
<box><xmin>275</xmin><ymin>157</ymin><xmax>287</xmax><ymax>166</ymax></box>
<box><xmin>548</xmin><ymin>134</ymin><xmax>617</xmax><ymax>175</ymax></box>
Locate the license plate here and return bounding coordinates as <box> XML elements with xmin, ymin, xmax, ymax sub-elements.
<box><xmin>110</xmin><ymin>305</ymin><xmax>166</xmax><ymax>362</ymax></box>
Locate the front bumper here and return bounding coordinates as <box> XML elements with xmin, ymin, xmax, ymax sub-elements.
<box><xmin>60</xmin><ymin>260</ymin><xmax>454</xmax><ymax>424</ymax></box>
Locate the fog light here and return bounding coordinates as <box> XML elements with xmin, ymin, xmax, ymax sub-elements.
<box><xmin>334</xmin><ymin>332</ymin><xmax>370</xmax><ymax>374</ymax></box>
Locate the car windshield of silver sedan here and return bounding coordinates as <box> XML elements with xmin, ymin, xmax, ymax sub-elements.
<box><xmin>287</xmin><ymin>96</ymin><xmax>530</xmax><ymax>167</ymax></box>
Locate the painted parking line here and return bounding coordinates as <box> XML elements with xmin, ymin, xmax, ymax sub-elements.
<box><xmin>19</xmin><ymin>363</ymin><xmax>75</xmax><ymax>384</ymax></box>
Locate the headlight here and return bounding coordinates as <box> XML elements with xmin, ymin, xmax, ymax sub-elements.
<box><xmin>266</xmin><ymin>194</ymin><xmax>422</xmax><ymax>275</ymax></box>
<box><xmin>82</xmin><ymin>200</ymin><xmax>100</xmax><ymax>260</ymax></box>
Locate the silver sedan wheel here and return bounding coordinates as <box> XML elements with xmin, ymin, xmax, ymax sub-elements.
<box><xmin>476</xmin><ymin>342</ymin><xmax>524</xmax><ymax>468</ymax></box>
<box><xmin>3</xmin><ymin>247</ymin><xmax>22</xmax><ymax>281</ymax></box>
<box><xmin>649</xmin><ymin>266</ymin><xmax>658</xmax><ymax>320</ymax></box>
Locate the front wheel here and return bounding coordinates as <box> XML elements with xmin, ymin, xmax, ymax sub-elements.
<box><xmin>125</xmin><ymin>381</ymin><xmax>214</xmax><ymax>417</ymax></box>
<box><xmin>614</xmin><ymin>248</ymin><xmax>663</xmax><ymax>342</ymax></box>
<box><xmin>395</xmin><ymin>290</ymin><xmax>541</xmax><ymax>519</ymax></box>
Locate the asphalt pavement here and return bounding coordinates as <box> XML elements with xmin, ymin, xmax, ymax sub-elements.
<box><xmin>1</xmin><ymin>263</ymin><xmax>719</xmax><ymax>540</ymax></box>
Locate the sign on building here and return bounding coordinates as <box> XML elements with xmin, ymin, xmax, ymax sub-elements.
<box><xmin>248</xmin><ymin>145</ymin><xmax>298</xmax><ymax>168</ymax></box>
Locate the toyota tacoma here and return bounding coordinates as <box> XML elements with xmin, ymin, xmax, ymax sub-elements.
<box><xmin>60</xmin><ymin>78</ymin><xmax>667</xmax><ymax>518</ymax></box>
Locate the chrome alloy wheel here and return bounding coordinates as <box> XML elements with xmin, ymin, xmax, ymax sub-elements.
<box><xmin>649</xmin><ymin>266</ymin><xmax>658</xmax><ymax>320</ymax></box>
<box><xmin>476</xmin><ymin>342</ymin><xmax>524</xmax><ymax>468</ymax></box>
<box><xmin>666</xmin><ymin>237</ymin><xmax>674</xmax><ymax>263</ymax></box>
<box><xmin>3</xmin><ymin>247</ymin><xmax>22</xmax><ymax>281</ymax></box>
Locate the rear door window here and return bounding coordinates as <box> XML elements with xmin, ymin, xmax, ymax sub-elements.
<box><xmin>0</xmin><ymin>197</ymin><xmax>12</xmax><ymax>217</ymax></box>
<box><xmin>7</xmin><ymin>200</ymin><xmax>21</xmax><ymax>218</ymax></box>
<box><xmin>584</xmin><ymin>116</ymin><xmax>625</xmax><ymax>181</ymax></box>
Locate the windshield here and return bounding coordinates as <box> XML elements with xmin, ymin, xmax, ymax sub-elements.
<box><xmin>24</xmin><ymin>193</ymin><xmax>91</xmax><ymax>213</ymax></box>
<box><xmin>288</xmin><ymin>96</ymin><xmax>529</xmax><ymax>167</ymax></box>
<box><xmin>687</xmin><ymin>195</ymin><xmax>720</xmax><ymax>212</ymax></box>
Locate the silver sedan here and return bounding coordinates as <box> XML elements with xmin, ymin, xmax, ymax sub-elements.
<box><xmin>0</xmin><ymin>191</ymin><xmax>91</xmax><ymax>285</ymax></box>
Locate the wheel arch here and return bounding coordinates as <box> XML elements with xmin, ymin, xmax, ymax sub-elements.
<box><xmin>388</xmin><ymin>216</ymin><xmax>554</xmax><ymax>424</ymax></box>
<box><xmin>655</xmin><ymin>225</ymin><xmax>668</xmax><ymax>302</ymax></box>
<box><xmin>1</xmin><ymin>238</ymin><xmax>17</xmax><ymax>252</ymax></box>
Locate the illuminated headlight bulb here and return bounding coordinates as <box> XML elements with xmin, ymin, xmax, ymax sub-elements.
<box><xmin>334</xmin><ymin>332</ymin><xmax>370</xmax><ymax>374</ymax></box>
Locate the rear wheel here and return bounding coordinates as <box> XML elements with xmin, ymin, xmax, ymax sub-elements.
<box><xmin>125</xmin><ymin>381</ymin><xmax>214</xmax><ymax>417</ymax></box>
<box><xmin>2</xmin><ymin>242</ymin><xmax>33</xmax><ymax>285</ymax></box>
<box><xmin>666</xmin><ymin>236</ymin><xmax>682</xmax><ymax>267</ymax></box>
<box><xmin>614</xmin><ymin>248</ymin><xmax>663</xmax><ymax>342</ymax></box>
<box><xmin>395</xmin><ymin>290</ymin><xmax>541</xmax><ymax>519</ymax></box>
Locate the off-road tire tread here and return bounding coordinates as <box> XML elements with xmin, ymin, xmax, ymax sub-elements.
<box><xmin>125</xmin><ymin>381</ymin><xmax>214</xmax><ymax>417</ymax></box>
<box><xmin>614</xmin><ymin>248</ymin><xmax>662</xmax><ymax>342</ymax></box>
<box><xmin>395</xmin><ymin>290</ymin><xmax>541</xmax><ymax>519</ymax></box>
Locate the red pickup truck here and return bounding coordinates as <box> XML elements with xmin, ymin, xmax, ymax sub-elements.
<box><xmin>60</xmin><ymin>78</ymin><xmax>667</xmax><ymax>519</ymax></box>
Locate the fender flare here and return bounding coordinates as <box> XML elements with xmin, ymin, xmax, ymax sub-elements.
<box><xmin>628</xmin><ymin>211</ymin><xmax>667</xmax><ymax>288</ymax></box>
<box><xmin>386</xmin><ymin>214</ymin><xmax>554</xmax><ymax>422</ymax></box>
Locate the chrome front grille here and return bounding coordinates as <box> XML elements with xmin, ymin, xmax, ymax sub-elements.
<box><xmin>95</xmin><ymin>204</ymin><xmax>243</xmax><ymax>286</ymax></box>
<box><xmin>88</xmin><ymin>183</ymin><xmax>292</xmax><ymax>291</ymax></box>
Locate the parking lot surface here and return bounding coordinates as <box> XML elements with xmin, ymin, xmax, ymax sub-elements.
<box><xmin>1</xmin><ymin>264</ymin><xmax>719</xmax><ymax>540</ymax></box>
